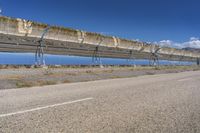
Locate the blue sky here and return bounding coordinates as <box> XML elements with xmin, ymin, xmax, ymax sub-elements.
<box><xmin>1</xmin><ymin>0</ymin><xmax>200</xmax><ymax>44</ymax></box>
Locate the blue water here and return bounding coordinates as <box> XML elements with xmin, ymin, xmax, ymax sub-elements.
<box><xmin>0</xmin><ymin>52</ymin><xmax>194</xmax><ymax>65</ymax></box>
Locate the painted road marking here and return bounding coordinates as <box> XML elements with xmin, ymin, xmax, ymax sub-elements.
<box><xmin>178</xmin><ymin>78</ymin><xmax>192</xmax><ymax>82</ymax></box>
<box><xmin>0</xmin><ymin>97</ymin><xmax>93</xmax><ymax>118</ymax></box>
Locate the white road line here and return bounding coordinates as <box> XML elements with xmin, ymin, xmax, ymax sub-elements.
<box><xmin>0</xmin><ymin>97</ymin><xmax>93</xmax><ymax>118</ymax></box>
<box><xmin>178</xmin><ymin>78</ymin><xmax>192</xmax><ymax>82</ymax></box>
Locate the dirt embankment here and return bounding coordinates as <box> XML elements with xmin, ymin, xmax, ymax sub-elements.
<box><xmin>0</xmin><ymin>65</ymin><xmax>199</xmax><ymax>89</ymax></box>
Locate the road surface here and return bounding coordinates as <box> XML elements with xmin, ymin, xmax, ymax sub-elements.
<box><xmin>0</xmin><ymin>71</ymin><xmax>200</xmax><ymax>133</ymax></box>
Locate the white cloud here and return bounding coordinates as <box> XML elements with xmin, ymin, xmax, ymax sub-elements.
<box><xmin>158</xmin><ymin>40</ymin><xmax>173</xmax><ymax>47</ymax></box>
<box><xmin>156</xmin><ymin>37</ymin><xmax>200</xmax><ymax>49</ymax></box>
<box><xmin>154</xmin><ymin>40</ymin><xmax>183</xmax><ymax>48</ymax></box>
<box><xmin>190</xmin><ymin>37</ymin><xmax>198</xmax><ymax>40</ymax></box>
<box><xmin>183</xmin><ymin>37</ymin><xmax>200</xmax><ymax>48</ymax></box>
<box><xmin>134</xmin><ymin>39</ymin><xmax>140</xmax><ymax>42</ymax></box>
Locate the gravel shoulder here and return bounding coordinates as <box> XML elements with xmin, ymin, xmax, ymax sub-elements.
<box><xmin>0</xmin><ymin>65</ymin><xmax>200</xmax><ymax>89</ymax></box>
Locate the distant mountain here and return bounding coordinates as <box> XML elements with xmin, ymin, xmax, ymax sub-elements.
<box><xmin>182</xmin><ymin>47</ymin><xmax>200</xmax><ymax>53</ymax></box>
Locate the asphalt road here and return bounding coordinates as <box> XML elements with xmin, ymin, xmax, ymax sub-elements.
<box><xmin>0</xmin><ymin>71</ymin><xmax>200</xmax><ymax>133</ymax></box>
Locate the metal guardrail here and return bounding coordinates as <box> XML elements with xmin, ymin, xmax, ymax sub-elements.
<box><xmin>0</xmin><ymin>16</ymin><xmax>199</xmax><ymax>66</ymax></box>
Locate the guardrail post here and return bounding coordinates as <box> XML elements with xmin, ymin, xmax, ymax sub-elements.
<box><xmin>35</xmin><ymin>26</ymin><xmax>50</xmax><ymax>67</ymax></box>
<box><xmin>92</xmin><ymin>37</ymin><xmax>103</xmax><ymax>68</ymax></box>
<box><xmin>149</xmin><ymin>45</ymin><xmax>161</xmax><ymax>67</ymax></box>
<box><xmin>127</xmin><ymin>49</ymin><xmax>135</xmax><ymax>66</ymax></box>
<box><xmin>197</xmin><ymin>58</ymin><xmax>200</xmax><ymax>66</ymax></box>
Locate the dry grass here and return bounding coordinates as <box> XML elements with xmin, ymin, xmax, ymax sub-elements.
<box><xmin>110</xmin><ymin>76</ymin><xmax>122</xmax><ymax>79</ymax></box>
<box><xmin>85</xmin><ymin>70</ymin><xmax>98</xmax><ymax>75</ymax></box>
<box><xmin>44</xmin><ymin>69</ymin><xmax>54</xmax><ymax>76</ymax></box>
<box><xmin>103</xmin><ymin>70</ymin><xmax>114</xmax><ymax>73</ymax></box>
<box><xmin>45</xmin><ymin>72</ymin><xmax>77</xmax><ymax>78</ymax></box>
<box><xmin>5</xmin><ymin>65</ymin><xmax>200</xmax><ymax>89</ymax></box>
<box><xmin>145</xmin><ymin>72</ymin><xmax>155</xmax><ymax>75</ymax></box>
<box><xmin>16</xmin><ymin>80</ymin><xmax>57</xmax><ymax>88</ymax></box>
<box><xmin>85</xmin><ymin>70</ymin><xmax>93</xmax><ymax>73</ymax></box>
<box><xmin>16</xmin><ymin>81</ymin><xmax>34</xmax><ymax>88</ymax></box>
<box><xmin>63</xmin><ymin>80</ymin><xmax>71</xmax><ymax>83</ymax></box>
<box><xmin>0</xmin><ymin>75</ymin><xmax>24</xmax><ymax>80</ymax></box>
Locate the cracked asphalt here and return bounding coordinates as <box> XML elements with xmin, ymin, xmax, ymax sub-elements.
<box><xmin>0</xmin><ymin>71</ymin><xmax>200</xmax><ymax>133</ymax></box>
